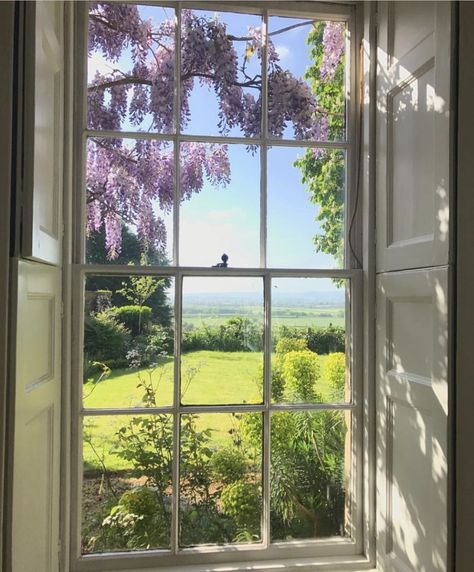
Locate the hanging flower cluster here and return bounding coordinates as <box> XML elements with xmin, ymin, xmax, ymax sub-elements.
<box><xmin>87</xmin><ymin>3</ymin><xmax>344</xmax><ymax>258</ymax></box>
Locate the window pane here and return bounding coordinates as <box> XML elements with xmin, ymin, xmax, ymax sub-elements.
<box><xmin>270</xmin><ymin>410</ymin><xmax>350</xmax><ymax>541</ymax></box>
<box><xmin>82</xmin><ymin>414</ymin><xmax>173</xmax><ymax>553</ymax></box>
<box><xmin>267</xmin><ymin>147</ymin><xmax>345</xmax><ymax>269</ymax></box>
<box><xmin>267</xmin><ymin>17</ymin><xmax>346</xmax><ymax>141</ymax></box>
<box><xmin>181</xmin><ymin>9</ymin><xmax>262</xmax><ymax>137</ymax></box>
<box><xmin>179</xmin><ymin>413</ymin><xmax>262</xmax><ymax>546</ymax></box>
<box><xmin>88</xmin><ymin>3</ymin><xmax>176</xmax><ymax>133</ymax></box>
<box><xmin>83</xmin><ymin>276</ymin><xmax>174</xmax><ymax>408</ymax></box>
<box><xmin>271</xmin><ymin>278</ymin><xmax>348</xmax><ymax>404</ymax></box>
<box><xmin>86</xmin><ymin>137</ymin><xmax>174</xmax><ymax>264</ymax></box>
<box><xmin>179</xmin><ymin>143</ymin><xmax>260</xmax><ymax>267</ymax></box>
<box><xmin>181</xmin><ymin>277</ymin><xmax>263</xmax><ymax>405</ymax></box>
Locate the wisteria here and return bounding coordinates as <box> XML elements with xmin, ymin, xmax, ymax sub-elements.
<box><xmin>87</xmin><ymin>3</ymin><xmax>345</xmax><ymax>258</ymax></box>
<box><xmin>320</xmin><ymin>22</ymin><xmax>345</xmax><ymax>80</ymax></box>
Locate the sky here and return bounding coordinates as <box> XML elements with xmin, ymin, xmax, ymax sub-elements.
<box><xmin>87</xmin><ymin>6</ymin><xmax>346</xmax><ymax>294</ymax></box>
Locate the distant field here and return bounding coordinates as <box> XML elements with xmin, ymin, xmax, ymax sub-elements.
<box><xmin>182</xmin><ymin>304</ymin><xmax>345</xmax><ymax>330</ymax></box>
<box><xmin>83</xmin><ymin>350</ymin><xmax>334</xmax><ymax>472</ymax></box>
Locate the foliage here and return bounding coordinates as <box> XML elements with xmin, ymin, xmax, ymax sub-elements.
<box><xmin>211</xmin><ymin>447</ymin><xmax>247</xmax><ymax>485</ymax></box>
<box><xmin>84</xmin><ymin>313</ymin><xmax>130</xmax><ymax>369</ymax></box>
<box><xmin>87</xmin><ymin>5</ymin><xmax>344</xmax><ymax>257</ymax></box>
<box><xmin>107</xmin><ymin>305</ymin><xmax>153</xmax><ymax>336</ymax></box>
<box><xmin>280</xmin><ymin>350</ymin><xmax>321</xmax><ymax>402</ymax></box>
<box><xmin>126</xmin><ymin>324</ymin><xmax>174</xmax><ymax>369</ymax></box>
<box><xmin>90</xmin><ymin>366</ymin><xmax>260</xmax><ymax>549</ymax></box>
<box><xmin>275</xmin><ymin>337</ymin><xmax>308</xmax><ymax>356</ymax></box>
<box><xmin>101</xmin><ymin>487</ymin><xmax>169</xmax><ymax>549</ymax></box>
<box><xmin>117</xmin><ymin>256</ymin><xmax>161</xmax><ymax>308</ymax></box>
<box><xmin>220</xmin><ymin>481</ymin><xmax>261</xmax><ymax>534</ymax></box>
<box><xmin>269</xmin><ymin>410</ymin><xmax>346</xmax><ymax>539</ymax></box>
<box><xmin>294</xmin><ymin>21</ymin><xmax>346</xmax><ymax>266</ymax></box>
<box><xmin>182</xmin><ymin>317</ymin><xmax>262</xmax><ymax>353</ymax></box>
<box><xmin>276</xmin><ymin>324</ymin><xmax>345</xmax><ymax>355</ymax></box>
<box><xmin>325</xmin><ymin>352</ymin><xmax>346</xmax><ymax>401</ymax></box>
<box><xmin>86</xmin><ymin>227</ymin><xmax>173</xmax><ymax>327</ymax></box>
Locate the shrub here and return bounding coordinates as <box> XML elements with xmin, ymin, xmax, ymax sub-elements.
<box><xmin>211</xmin><ymin>447</ymin><xmax>247</xmax><ymax>484</ymax></box>
<box><xmin>126</xmin><ymin>325</ymin><xmax>174</xmax><ymax>368</ymax></box>
<box><xmin>275</xmin><ymin>337</ymin><xmax>308</xmax><ymax>356</ymax></box>
<box><xmin>274</xmin><ymin>325</ymin><xmax>345</xmax><ymax>355</ymax></box>
<box><xmin>182</xmin><ymin>317</ymin><xmax>263</xmax><ymax>353</ymax></box>
<box><xmin>84</xmin><ymin>313</ymin><xmax>130</xmax><ymax>367</ymax></box>
<box><xmin>101</xmin><ymin>486</ymin><xmax>170</xmax><ymax>549</ymax></box>
<box><xmin>306</xmin><ymin>325</ymin><xmax>345</xmax><ymax>354</ymax></box>
<box><xmin>221</xmin><ymin>481</ymin><xmax>261</xmax><ymax>531</ymax></box>
<box><xmin>281</xmin><ymin>350</ymin><xmax>320</xmax><ymax>401</ymax></box>
<box><xmin>107</xmin><ymin>305</ymin><xmax>152</xmax><ymax>336</ymax></box>
<box><xmin>325</xmin><ymin>352</ymin><xmax>346</xmax><ymax>401</ymax></box>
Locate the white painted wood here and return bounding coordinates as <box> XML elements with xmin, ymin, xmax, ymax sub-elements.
<box><xmin>376</xmin><ymin>268</ymin><xmax>448</xmax><ymax>572</ymax></box>
<box><xmin>11</xmin><ymin>260</ymin><xmax>62</xmax><ymax>572</ymax></box>
<box><xmin>22</xmin><ymin>1</ymin><xmax>64</xmax><ymax>265</ymax></box>
<box><xmin>375</xmin><ymin>3</ymin><xmax>452</xmax><ymax>571</ymax></box>
<box><xmin>376</xmin><ymin>2</ymin><xmax>451</xmax><ymax>272</ymax></box>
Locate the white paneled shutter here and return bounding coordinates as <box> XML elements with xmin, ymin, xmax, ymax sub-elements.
<box><xmin>375</xmin><ymin>2</ymin><xmax>452</xmax><ymax>572</ymax></box>
<box><xmin>11</xmin><ymin>2</ymin><xmax>64</xmax><ymax>571</ymax></box>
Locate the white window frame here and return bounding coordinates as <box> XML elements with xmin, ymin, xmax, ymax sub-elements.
<box><xmin>68</xmin><ymin>2</ymin><xmax>371</xmax><ymax>571</ymax></box>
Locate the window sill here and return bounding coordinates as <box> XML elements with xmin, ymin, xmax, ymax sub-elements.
<box><xmin>73</xmin><ymin>555</ymin><xmax>375</xmax><ymax>572</ymax></box>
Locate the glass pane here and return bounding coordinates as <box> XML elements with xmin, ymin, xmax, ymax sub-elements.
<box><xmin>181</xmin><ymin>277</ymin><xmax>263</xmax><ymax>405</ymax></box>
<box><xmin>86</xmin><ymin>137</ymin><xmax>173</xmax><ymax>264</ymax></box>
<box><xmin>179</xmin><ymin>413</ymin><xmax>262</xmax><ymax>546</ymax></box>
<box><xmin>88</xmin><ymin>3</ymin><xmax>176</xmax><ymax>133</ymax></box>
<box><xmin>83</xmin><ymin>276</ymin><xmax>174</xmax><ymax>408</ymax></box>
<box><xmin>270</xmin><ymin>410</ymin><xmax>350</xmax><ymax>541</ymax></box>
<box><xmin>267</xmin><ymin>17</ymin><xmax>346</xmax><ymax>141</ymax></box>
<box><xmin>82</xmin><ymin>414</ymin><xmax>173</xmax><ymax>553</ymax></box>
<box><xmin>271</xmin><ymin>278</ymin><xmax>348</xmax><ymax>404</ymax></box>
<box><xmin>267</xmin><ymin>147</ymin><xmax>345</xmax><ymax>269</ymax></box>
<box><xmin>179</xmin><ymin>143</ymin><xmax>260</xmax><ymax>267</ymax></box>
<box><xmin>181</xmin><ymin>9</ymin><xmax>262</xmax><ymax>137</ymax></box>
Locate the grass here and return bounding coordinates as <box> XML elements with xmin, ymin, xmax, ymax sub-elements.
<box><xmin>83</xmin><ymin>350</ymin><xmax>334</xmax><ymax>472</ymax></box>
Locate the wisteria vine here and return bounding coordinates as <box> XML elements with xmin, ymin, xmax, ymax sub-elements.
<box><xmin>87</xmin><ymin>2</ymin><xmax>345</xmax><ymax>258</ymax></box>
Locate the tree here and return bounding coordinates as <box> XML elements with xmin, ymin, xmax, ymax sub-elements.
<box><xmin>87</xmin><ymin>227</ymin><xmax>172</xmax><ymax>326</ymax></box>
<box><xmin>294</xmin><ymin>22</ymin><xmax>346</xmax><ymax>266</ymax></box>
<box><xmin>87</xmin><ymin>4</ymin><xmax>345</xmax><ymax>258</ymax></box>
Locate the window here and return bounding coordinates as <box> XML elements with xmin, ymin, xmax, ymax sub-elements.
<box><xmin>72</xmin><ymin>1</ymin><xmax>362</xmax><ymax>568</ymax></box>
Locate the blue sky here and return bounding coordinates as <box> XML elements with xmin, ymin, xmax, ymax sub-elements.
<box><xmin>87</xmin><ymin>6</ymin><xmax>345</xmax><ymax>293</ymax></box>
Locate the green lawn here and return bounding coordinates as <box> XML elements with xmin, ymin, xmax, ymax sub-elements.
<box><xmin>83</xmin><ymin>350</ymin><xmax>333</xmax><ymax>472</ymax></box>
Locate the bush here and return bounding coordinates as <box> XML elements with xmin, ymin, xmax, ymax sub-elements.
<box><xmin>84</xmin><ymin>313</ymin><xmax>130</xmax><ymax>367</ymax></box>
<box><xmin>325</xmin><ymin>352</ymin><xmax>346</xmax><ymax>401</ymax></box>
<box><xmin>127</xmin><ymin>325</ymin><xmax>174</xmax><ymax>368</ymax></box>
<box><xmin>274</xmin><ymin>325</ymin><xmax>345</xmax><ymax>355</ymax></box>
<box><xmin>281</xmin><ymin>350</ymin><xmax>320</xmax><ymax>401</ymax></box>
<box><xmin>306</xmin><ymin>325</ymin><xmax>345</xmax><ymax>354</ymax></box>
<box><xmin>102</xmin><ymin>486</ymin><xmax>170</xmax><ymax>550</ymax></box>
<box><xmin>221</xmin><ymin>481</ymin><xmax>261</xmax><ymax>532</ymax></box>
<box><xmin>107</xmin><ymin>305</ymin><xmax>153</xmax><ymax>336</ymax></box>
<box><xmin>182</xmin><ymin>317</ymin><xmax>263</xmax><ymax>353</ymax></box>
<box><xmin>211</xmin><ymin>447</ymin><xmax>247</xmax><ymax>484</ymax></box>
<box><xmin>275</xmin><ymin>337</ymin><xmax>308</xmax><ymax>356</ymax></box>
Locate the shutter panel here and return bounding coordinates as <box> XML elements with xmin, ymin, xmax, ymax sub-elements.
<box><xmin>22</xmin><ymin>0</ymin><xmax>63</xmax><ymax>265</ymax></box>
<box><xmin>375</xmin><ymin>2</ymin><xmax>452</xmax><ymax>571</ymax></box>
<box><xmin>11</xmin><ymin>261</ymin><xmax>62</xmax><ymax>572</ymax></box>
<box><xmin>10</xmin><ymin>2</ymin><xmax>64</xmax><ymax>570</ymax></box>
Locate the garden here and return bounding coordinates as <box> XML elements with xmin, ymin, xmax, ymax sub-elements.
<box><xmin>82</xmin><ymin>264</ymin><xmax>348</xmax><ymax>552</ymax></box>
<box><xmin>82</xmin><ymin>1</ymin><xmax>349</xmax><ymax>554</ymax></box>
